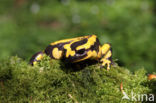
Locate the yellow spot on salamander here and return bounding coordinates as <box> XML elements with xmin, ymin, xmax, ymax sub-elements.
<box><xmin>52</xmin><ymin>48</ymin><xmax>63</xmax><ymax>59</ymax></box>
<box><xmin>36</xmin><ymin>54</ymin><xmax>43</xmax><ymax>61</ymax></box>
<box><xmin>33</xmin><ymin>61</ymin><xmax>37</xmax><ymax>65</ymax></box>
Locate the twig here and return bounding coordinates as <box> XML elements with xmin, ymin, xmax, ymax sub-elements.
<box><xmin>68</xmin><ymin>94</ymin><xmax>78</xmax><ymax>103</ymax></box>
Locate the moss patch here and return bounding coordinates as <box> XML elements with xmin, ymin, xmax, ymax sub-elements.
<box><xmin>0</xmin><ymin>56</ymin><xmax>155</xmax><ymax>102</ymax></box>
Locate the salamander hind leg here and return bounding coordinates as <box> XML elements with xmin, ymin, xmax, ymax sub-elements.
<box><xmin>100</xmin><ymin>43</ymin><xmax>112</xmax><ymax>70</ymax></box>
<box><xmin>29</xmin><ymin>51</ymin><xmax>44</xmax><ymax>65</ymax></box>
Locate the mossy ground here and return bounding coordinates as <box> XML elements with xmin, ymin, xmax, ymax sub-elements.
<box><xmin>0</xmin><ymin>56</ymin><xmax>155</xmax><ymax>103</ymax></box>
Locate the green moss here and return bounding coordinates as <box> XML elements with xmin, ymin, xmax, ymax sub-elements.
<box><xmin>0</xmin><ymin>56</ymin><xmax>155</xmax><ymax>102</ymax></box>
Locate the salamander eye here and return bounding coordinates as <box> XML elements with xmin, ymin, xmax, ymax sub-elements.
<box><xmin>76</xmin><ymin>49</ymin><xmax>86</xmax><ymax>55</ymax></box>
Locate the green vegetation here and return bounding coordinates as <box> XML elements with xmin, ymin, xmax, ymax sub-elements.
<box><xmin>0</xmin><ymin>56</ymin><xmax>155</xmax><ymax>102</ymax></box>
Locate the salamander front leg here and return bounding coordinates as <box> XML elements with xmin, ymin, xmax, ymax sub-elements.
<box><xmin>100</xmin><ymin>43</ymin><xmax>112</xmax><ymax>70</ymax></box>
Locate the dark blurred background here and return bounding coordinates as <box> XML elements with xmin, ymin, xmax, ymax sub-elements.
<box><xmin>0</xmin><ymin>0</ymin><xmax>155</xmax><ymax>72</ymax></box>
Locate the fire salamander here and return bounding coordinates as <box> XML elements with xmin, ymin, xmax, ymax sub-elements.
<box><xmin>30</xmin><ymin>35</ymin><xmax>113</xmax><ymax>70</ymax></box>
